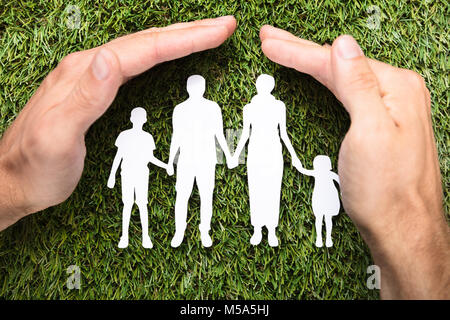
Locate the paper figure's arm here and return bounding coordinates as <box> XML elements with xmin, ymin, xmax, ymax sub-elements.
<box><xmin>297</xmin><ymin>166</ymin><xmax>315</xmax><ymax>177</ymax></box>
<box><xmin>149</xmin><ymin>153</ymin><xmax>167</xmax><ymax>170</ymax></box>
<box><xmin>214</xmin><ymin>104</ymin><xmax>232</xmax><ymax>162</ymax></box>
<box><xmin>331</xmin><ymin>172</ymin><xmax>340</xmax><ymax>186</ymax></box>
<box><xmin>232</xmin><ymin>105</ymin><xmax>250</xmax><ymax>163</ymax></box>
<box><xmin>278</xmin><ymin>101</ymin><xmax>301</xmax><ymax>168</ymax></box>
<box><xmin>167</xmin><ymin>109</ymin><xmax>181</xmax><ymax>167</ymax></box>
<box><xmin>107</xmin><ymin>149</ymin><xmax>123</xmax><ymax>188</ymax></box>
<box><xmin>167</xmin><ymin>137</ymin><xmax>179</xmax><ymax>167</ymax></box>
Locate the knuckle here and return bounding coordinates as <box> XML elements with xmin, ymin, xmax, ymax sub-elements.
<box><xmin>72</xmin><ymin>81</ymin><xmax>96</xmax><ymax>111</ymax></box>
<box><xmin>22</xmin><ymin>115</ymin><xmax>62</xmax><ymax>153</ymax></box>
<box><xmin>136</xmin><ymin>32</ymin><xmax>160</xmax><ymax>65</ymax></box>
<box><xmin>400</xmin><ymin>69</ymin><xmax>431</xmax><ymax>115</ymax></box>
<box><xmin>52</xmin><ymin>139</ymin><xmax>79</xmax><ymax>161</ymax></box>
<box><xmin>19</xmin><ymin>112</ymin><xmax>84</xmax><ymax>167</ymax></box>
<box><xmin>55</xmin><ymin>138</ymin><xmax>84</xmax><ymax>162</ymax></box>
<box><xmin>346</xmin><ymin>125</ymin><xmax>366</xmax><ymax>148</ymax></box>
<box><xmin>23</xmin><ymin>127</ymin><xmax>49</xmax><ymax>158</ymax></box>
<box><xmin>401</xmin><ymin>69</ymin><xmax>425</xmax><ymax>88</ymax></box>
<box><xmin>24</xmin><ymin>128</ymin><xmax>79</xmax><ymax>161</ymax></box>
<box><xmin>348</xmin><ymin>117</ymin><xmax>393</xmax><ymax>147</ymax></box>
<box><xmin>148</xmin><ymin>32</ymin><xmax>162</xmax><ymax>63</ymax></box>
<box><xmin>57</xmin><ymin>51</ymin><xmax>84</xmax><ymax>73</ymax></box>
<box><xmin>348</xmin><ymin>69</ymin><xmax>379</xmax><ymax>91</ymax></box>
<box><xmin>41</xmin><ymin>69</ymin><xmax>60</xmax><ymax>89</ymax></box>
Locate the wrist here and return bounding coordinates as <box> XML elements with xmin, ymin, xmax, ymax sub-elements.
<box><xmin>365</xmin><ymin>201</ymin><xmax>450</xmax><ymax>299</ymax></box>
<box><xmin>0</xmin><ymin>157</ymin><xmax>29</xmax><ymax>230</ymax></box>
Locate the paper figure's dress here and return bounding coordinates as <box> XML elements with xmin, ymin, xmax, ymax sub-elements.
<box><xmin>246</xmin><ymin>95</ymin><xmax>284</xmax><ymax>229</ymax></box>
<box><xmin>311</xmin><ymin>173</ymin><xmax>340</xmax><ymax>217</ymax></box>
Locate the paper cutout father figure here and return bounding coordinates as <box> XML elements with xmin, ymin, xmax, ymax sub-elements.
<box><xmin>167</xmin><ymin>75</ymin><xmax>233</xmax><ymax>248</ymax></box>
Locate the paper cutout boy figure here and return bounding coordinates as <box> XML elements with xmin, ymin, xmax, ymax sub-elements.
<box><xmin>230</xmin><ymin>74</ymin><xmax>301</xmax><ymax>247</ymax></box>
<box><xmin>167</xmin><ymin>75</ymin><xmax>233</xmax><ymax>248</ymax></box>
<box><xmin>295</xmin><ymin>155</ymin><xmax>340</xmax><ymax>247</ymax></box>
<box><xmin>107</xmin><ymin>107</ymin><xmax>167</xmax><ymax>249</ymax></box>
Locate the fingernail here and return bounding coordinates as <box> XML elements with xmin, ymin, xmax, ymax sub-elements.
<box><xmin>336</xmin><ymin>35</ymin><xmax>364</xmax><ymax>59</ymax></box>
<box><xmin>92</xmin><ymin>49</ymin><xmax>110</xmax><ymax>80</ymax></box>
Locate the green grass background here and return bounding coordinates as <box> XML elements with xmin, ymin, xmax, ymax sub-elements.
<box><xmin>0</xmin><ymin>0</ymin><xmax>448</xmax><ymax>299</ymax></box>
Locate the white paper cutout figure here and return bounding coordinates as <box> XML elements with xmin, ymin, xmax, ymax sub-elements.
<box><xmin>166</xmin><ymin>75</ymin><xmax>233</xmax><ymax>248</ymax></box>
<box><xmin>107</xmin><ymin>107</ymin><xmax>167</xmax><ymax>249</ymax></box>
<box><xmin>295</xmin><ymin>155</ymin><xmax>340</xmax><ymax>248</ymax></box>
<box><xmin>230</xmin><ymin>74</ymin><xmax>301</xmax><ymax>247</ymax></box>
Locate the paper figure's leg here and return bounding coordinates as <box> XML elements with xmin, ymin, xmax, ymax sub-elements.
<box><xmin>171</xmin><ymin>164</ymin><xmax>195</xmax><ymax>248</ymax></box>
<box><xmin>248</xmin><ymin>163</ymin><xmax>263</xmax><ymax>246</ymax></box>
<box><xmin>198</xmin><ymin>186</ymin><xmax>213</xmax><ymax>235</ymax></box>
<box><xmin>267</xmin><ymin>227</ymin><xmax>279</xmax><ymax>247</ymax></box>
<box><xmin>325</xmin><ymin>215</ymin><xmax>333</xmax><ymax>248</ymax></box>
<box><xmin>266</xmin><ymin>160</ymin><xmax>282</xmax><ymax>248</ymax></box>
<box><xmin>137</xmin><ymin>203</ymin><xmax>153</xmax><ymax>248</ymax></box>
<box><xmin>249</xmin><ymin>190</ymin><xmax>263</xmax><ymax>245</ymax></box>
<box><xmin>171</xmin><ymin>191</ymin><xmax>190</xmax><ymax>248</ymax></box>
<box><xmin>119</xmin><ymin>203</ymin><xmax>132</xmax><ymax>248</ymax></box>
<box><xmin>136</xmin><ymin>173</ymin><xmax>152</xmax><ymax>248</ymax></box>
<box><xmin>119</xmin><ymin>174</ymin><xmax>134</xmax><ymax>248</ymax></box>
<box><xmin>250</xmin><ymin>227</ymin><xmax>263</xmax><ymax>246</ymax></box>
<box><xmin>267</xmin><ymin>177</ymin><xmax>282</xmax><ymax>248</ymax></box>
<box><xmin>197</xmin><ymin>165</ymin><xmax>215</xmax><ymax>248</ymax></box>
<box><xmin>315</xmin><ymin>214</ymin><xmax>324</xmax><ymax>247</ymax></box>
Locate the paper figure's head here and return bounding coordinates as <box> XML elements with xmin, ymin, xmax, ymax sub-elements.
<box><xmin>256</xmin><ymin>74</ymin><xmax>275</xmax><ymax>94</ymax></box>
<box><xmin>187</xmin><ymin>75</ymin><xmax>205</xmax><ymax>97</ymax></box>
<box><xmin>130</xmin><ymin>107</ymin><xmax>147</xmax><ymax>125</ymax></box>
<box><xmin>313</xmin><ymin>155</ymin><xmax>332</xmax><ymax>171</ymax></box>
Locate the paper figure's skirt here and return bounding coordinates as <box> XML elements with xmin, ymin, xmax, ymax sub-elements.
<box><xmin>312</xmin><ymin>189</ymin><xmax>340</xmax><ymax>216</ymax></box>
<box><xmin>247</xmin><ymin>153</ymin><xmax>283</xmax><ymax>228</ymax></box>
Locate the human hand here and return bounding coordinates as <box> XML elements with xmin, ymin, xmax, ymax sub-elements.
<box><xmin>260</xmin><ymin>26</ymin><xmax>449</xmax><ymax>299</ymax></box>
<box><xmin>107</xmin><ymin>175</ymin><xmax>116</xmax><ymax>189</ymax></box>
<box><xmin>0</xmin><ymin>16</ymin><xmax>237</xmax><ymax>231</ymax></box>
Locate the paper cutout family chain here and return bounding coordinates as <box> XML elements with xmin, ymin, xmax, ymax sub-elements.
<box><xmin>107</xmin><ymin>74</ymin><xmax>341</xmax><ymax>249</ymax></box>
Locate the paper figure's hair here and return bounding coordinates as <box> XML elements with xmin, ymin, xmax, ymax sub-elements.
<box><xmin>187</xmin><ymin>75</ymin><xmax>206</xmax><ymax>97</ymax></box>
<box><xmin>313</xmin><ymin>155</ymin><xmax>332</xmax><ymax>171</ymax></box>
<box><xmin>256</xmin><ymin>74</ymin><xmax>275</xmax><ymax>94</ymax></box>
<box><xmin>130</xmin><ymin>107</ymin><xmax>147</xmax><ymax>124</ymax></box>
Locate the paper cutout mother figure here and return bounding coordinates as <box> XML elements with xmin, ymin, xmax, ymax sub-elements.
<box><xmin>107</xmin><ymin>107</ymin><xmax>167</xmax><ymax>249</ymax></box>
<box><xmin>166</xmin><ymin>75</ymin><xmax>233</xmax><ymax>248</ymax></box>
<box><xmin>230</xmin><ymin>74</ymin><xmax>301</xmax><ymax>247</ymax></box>
<box><xmin>295</xmin><ymin>155</ymin><xmax>340</xmax><ymax>247</ymax></box>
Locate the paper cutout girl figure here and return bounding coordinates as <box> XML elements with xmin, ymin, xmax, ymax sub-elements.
<box><xmin>230</xmin><ymin>74</ymin><xmax>301</xmax><ymax>247</ymax></box>
<box><xmin>166</xmin><ymin>75</ymin><xmax>233</xmax><ymax>248</ymax></box>
<box><xmin>107</xmin><ymin>107</ymin><xmax>167</xmax><ymax>249</ymax></box>
<box><xmin>295</xmin><ymin>155</ymin><xmax>340</xmax><ymax>248</ymax></box>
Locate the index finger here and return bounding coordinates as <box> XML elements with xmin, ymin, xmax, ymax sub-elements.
<box><xmin>259</xmin><ymin>25</ymin><xmax>429</xmax><ymax>129</ymax></box>
<box><xmin>82</xmin><ymin>16</ymin><xmax>237</xmax><ymax>81</ymax></box>
<box><xmin>260</xmin><ymin>25</ymin><xmax>394</xmax><ymax>95</ymax></box>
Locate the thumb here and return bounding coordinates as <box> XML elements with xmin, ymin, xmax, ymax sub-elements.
<box><xmin>330</xmin><ymin>35</ymin><xmax>387</xmax><ymax>123</ymax></box>
<box><xmin>63</xmin><ymin>48</ymin><xmax>122</xmax><ymax>134</ymax></box>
